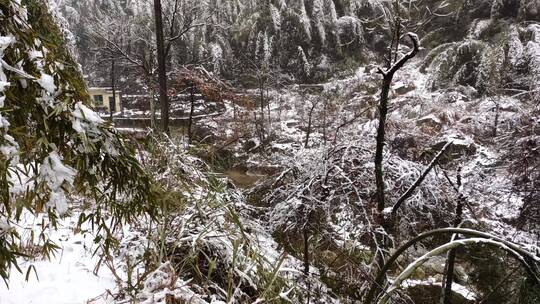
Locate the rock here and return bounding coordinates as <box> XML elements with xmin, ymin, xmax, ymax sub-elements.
<box><xmin>193</xmin><ymin>124</ymin><xmax>217</xmax><ymax>143</ymax></box>
<box><xmin>437</xmin><ymin>91</ymin><xmax>469</xmax><ymax>104</ymax></box>
<box><xmin>285</xmin><ymin>120</ymin><xmax>298</xmax><ymax>128</ymax></box>
<box><xmin>431</xmin><ymin>137</ymin><xmax>477</xmax><ymax>163</ymax></box>
<box><xmin>394</xmin><ymin>81</ymin><xmax>416</xmax><ymax>95</ymax></box>
<box><xmin>407</xmin><ymin>283</ymin><xmax>474</xmax><ymax>304</ymax></box>
<box><xmin>423</xmin><ymin>256</ymin><xmax>448</xmax><ymax>274</ymax></box>
<box><xmin>417</xmin><ymin>114</ymin><xmax>443</xmax><ymax>130</ymax></box>
<box><xmin>359</xmin><ymin>95</ymin><xmax>377</xmax><ymax>106</ymax></box>
<box><xmin>391</xmin><ymin>135</ymin><xmax>419</xmax><ymax>160</ymax></box>
<box><xmin>456</xmin><ymin>85</ymin><xmax>477</xmax><ymax>100</ymax></box>
<box><xmin>299</xmin><ymin>84</ymin><xmax>325</xmax><ymax>94</ymax></box>
<box><xmin>243</xmin><ymin>138</ymin><xmax>258</xmax><ymax>151</ymax></box>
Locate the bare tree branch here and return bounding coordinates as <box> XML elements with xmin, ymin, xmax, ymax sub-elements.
<box><xmin>390</xmin><ymin>140</ymin><xmax>452</xmax><ymax>216</ymax></box>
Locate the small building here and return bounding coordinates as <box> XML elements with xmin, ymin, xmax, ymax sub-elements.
<box><xmin>88</xmin><ymin>87</ymin><xmax>122</xmax><ymax>113</ymax></box>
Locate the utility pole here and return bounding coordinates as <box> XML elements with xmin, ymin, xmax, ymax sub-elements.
<box><xmin>153</xmin><ymin>0</ymin><xmax>169</xmax><ymax>134</ymax></box>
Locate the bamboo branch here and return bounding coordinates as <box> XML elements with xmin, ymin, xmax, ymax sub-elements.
<box><xmin>364</xmin><ymin>228</ymin><xmax>540</xmax><ymax>304</ymax></box>
<box><xmin>377</xmin><ymin>238</ymin><xmax>537</xmax><ymax>304</ymax></box>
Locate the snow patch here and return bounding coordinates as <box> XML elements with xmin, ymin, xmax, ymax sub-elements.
<box><xmin>37</xmin><ymin>73</ymin><xmax>56</xmax><ymax>93</ymax></box>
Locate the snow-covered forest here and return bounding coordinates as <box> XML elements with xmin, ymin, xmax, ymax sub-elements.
<box><xmin>0</xmin><ymin>0</ymin><xmax>539</xmax><ymax>303</ymax></box>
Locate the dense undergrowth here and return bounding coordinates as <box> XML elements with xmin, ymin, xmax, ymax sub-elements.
<box><xmin>1</xmin><ymin>0</ymin><xmax>540</xmax><ymax>303</ymax></box>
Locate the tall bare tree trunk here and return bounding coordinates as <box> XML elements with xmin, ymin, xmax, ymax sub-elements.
<box><xmin>442</xmin><ymin>168</ymin><xmax>464</xmax><ymax>304</ymax></box>
<box><xmin>259</xmin><ymin>78</ymin><xmax>265</xmax><ymax>143</ymax></box>
<box><xmin>303</xmin><ymin>225</ymin><xmax>311</xmax><ymax>304</ymax></box>
<box><xmin>493</xmin><ymin>99</ymin><xmax>500</xmax><ymax>137</ymax></box>
<box><xmin>374</xmin><ymin>33</ymin><xmax>420</xmax><ymax>216</ymax></box>
<box><xmin>266</xmin><ymin>87</ymin><xmax>271</xmax><ymax>132</ymax></box>
<box><xmin>305</xmin><ymin>100</ymin><xmax>318</xmax><ymax>148</ymax></box>
<box><xmin>374</xmin><ymin>76</ymin><xmax>392</xmax><ymax>214</ymax></box>
<box><xmin>188</xmin><ymin>86</ymin><xmax>195</xmax><ymax>144</ymax></box>
<box><xmin>110</xmin><ymin>59</ymin><xmax>116</xmax><ymax>122</ymax></box>
<box><xmin>371</xmin><ymin>33</ymin><xmax>419</xmax><ymax>291</ymax></box>
<box><xmin>153</xmin><ymin>0</ymin><xmax>169</xmax><ymax>134</ymax></box>
<box><xmin>149</xmin><ymin>78</ymin><xmax>157</xmax><ymax>130</ymax></box>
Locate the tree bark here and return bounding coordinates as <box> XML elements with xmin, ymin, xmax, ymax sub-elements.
<box><xmin>153</xmin><ymin>0</ymin><xmax>170</xmax><ymax>134</ymax></box>
<box><xmin>391</xmin><ymin>141</ymin><xmax>452</xmax><ymax>216</ymax></box>
<box><xmin>304</xmin><ymin>100</ymin><xmax>318</xmax><ymax>148</ymax></box>
<box><xmin>375</xmin><ymin>76</ymin><xmax>392</xmax><ymax>213</ymax></box>
<box><xmin>110</xmin><ymin>59</ymin><xmax>116</xmax><ymax>122</ymax></box>
<box><xmin>442</xmin><ymin>168</ymin><xmax>464</xmax><ymax>304</ymax></box>
<box><xmin>374</xmin><ymin>33</ymin><xmax>419</xmax><ymax>215</ymax></box>
<box><xmin>303</xmin><ymin>225</ymin><xmax>311</xmax><ymax>304</ymax></box>
<box><xmin>259</xmin><ymin>78</ymin><xmax>265</xmax><ymax>143</ymax></box>
<box><xmin>188</xmin><ymin>86</ymin><xmax>195</xmax><ymax>144</ymax></box>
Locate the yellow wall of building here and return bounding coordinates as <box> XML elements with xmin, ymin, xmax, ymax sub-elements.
<box><xmin>88</xmin><ymin>88</ymin><xmax>121</xmax><ymax>113</ymax></box>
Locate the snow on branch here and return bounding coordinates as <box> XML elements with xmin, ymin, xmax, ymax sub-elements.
<box><xmin>377</xmin><ymin>237</ymin><xmax>540</xmax><ymax>304</ymax></box>
<box><xmin>377</xmin><ymin>32</ymin><xmax>420</xmax><ymax>78</ymax></box>
<box><xmin>364</xmin><ymin>227</ymin><xmax>540</xmax><ymax>303</ymax></box>
<box><xmin>390</xmin><ymin>140</ymin><xmax>452</xmax><ymax>216</ymax></box>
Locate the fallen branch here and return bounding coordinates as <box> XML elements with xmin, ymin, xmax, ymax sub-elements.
<box><xmin>390</xmin><ymin>141</ymin><xmax>452</xmax><ymax>216</ymax></box>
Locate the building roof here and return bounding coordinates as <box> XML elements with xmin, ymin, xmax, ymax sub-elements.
<box><xmin>88</xmin><ymin>87</ymin><xmax>122</xmax><ymax>93</ymax></box>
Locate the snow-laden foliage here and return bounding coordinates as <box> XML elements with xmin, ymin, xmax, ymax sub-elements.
<box><xmin>424</xmin><ymin>21</ymin><xmax>540</xmax><ymax>96</ymax></box>
<box><xmin>3</xmin><ymin>0</ymin><xmax>540</xmax><ymax>302</ymax></box>
<box><xmin>257</xmin><ymin>134</ymin><xmax>459</xmax><ymax>300</ymax></box>
<box><xmin>422</xmin><ymin>0</ymin><xmax>540</xmax><ymax>95</ymax></box>
<box><xmin>113</xmin><ymin>138</ymin><xmax>339</xmax><ymax>303</ymax></box>
<box><xmin>0</xmin><ymin>0</ymin><xmax>158</xmax><ymax>281</ymax></box>
<box><xmin>55</xmin><ymin>0</ymin><xmax>471</xmax><ymax>86</ymax></box>
<box><xmin>267</xmin><ymin>141</ymin><xmax>456</xmax><ymax>243</ymax></box>
<box><xmin>336</xmin><ymin>16</ymin><xmax>364</xmax><ymax>47</ymax></box>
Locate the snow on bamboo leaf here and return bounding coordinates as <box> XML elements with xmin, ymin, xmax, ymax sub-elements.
<box><xmin>71</xmin><ymin>101</ymin><xmax>105</xmax><ymax>134</ymax></box>
<box><xmin>37</xmin><ymin>73</ymin><xmax>56</xmax><ymax>94</ymax></box>
<box><xmin>39</xmin><ymin>151</ymin><xmax>76</xmax><ymax>214</ymax></box>
<box><xmin>0</xmin><ymin>36</ymin><xmax>15</xmax><ymax>93</ymax></box>
<box><xmin>40</xmin><ymin>151</ymin><xmax>76</xmax><ymax>189</ymax></box>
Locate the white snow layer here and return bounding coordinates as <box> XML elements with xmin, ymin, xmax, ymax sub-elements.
<box><xmin>0</xmin><ymin>214</ymin><xmax>115</xmax><ymax>304</ymax></box>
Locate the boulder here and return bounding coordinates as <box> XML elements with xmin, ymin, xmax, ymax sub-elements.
<box><xmin>431</xmin><ymin>137</ymin><xmax>477</xmax><ymax>163</ymax></box>
<box><xmin>394</xmin><ymin>81</ymin><xmax>416</xmax><ymax>95</ymax></box>
<box><xmin>417</xmin><ymin>114</ymin><xmax>443</xmax><ymax>130</ymax></box>
<box><xmin>243</xmin><ymin>138</ymin><xmax>258</xmax><ymax>152</ymax></box>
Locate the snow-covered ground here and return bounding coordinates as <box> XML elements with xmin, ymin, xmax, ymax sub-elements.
<box><xmin>0</xmin><ymin>214</ymin><xmax>115</xmax><ymax>304</ymax></box>
<box><xmin>2</xmin><ymin>54</ymin><xmax>539</xmax><ymax>304</ymax></box>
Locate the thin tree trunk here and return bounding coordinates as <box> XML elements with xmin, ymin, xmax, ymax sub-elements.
<box><xmin>110</xmin><ymin>59</ymin><xmax>116</xmax><ymax>122</ymax></box>
<box><xmin>305</xmin><ymin>101</ymin><xmax>317</xmax><ymax>148</ymax></box>
<box><xmin>375</xmin><ymin>76</ymin><xmax>392</xmax><ymax>214</ymax></box>
<box><xmin>374</xmin><ymin>32</ymin><xmax>420</xmax><ymax>216</ymax></box>
<box><xmin>391</xmin><ymin>141</ymin><xmax>453</xmax><ymax>216</ymax></box>
<box><xmin>259</xmin><ymin>79</ymin><xmax>265</xmax><ymax>143</ymax></box>
<box><xmin>150</xmin><ymin>83</ymin><xmax>157</xmax><ymax>130</ymax></box>
<box><xmin>153</xmin><ymin>0</ymin><xmax>169</xmax><ymax>134</ymax></box>
<box><xmin>322</xmin><ymin>100</ymin><xmax>328</xmax><ymax>146</ymax></box>
<box><xmin>188</xmin><ymin>87</ymin><xmax>195</xmax><ymax>144</ymax></box>
<box><xmin>493</xmin><ymin>99</ymin><xmax>500</xmax><ymax>137</ymax></box>
<box><xmin>303</xmin><ymin>225</ymin><xmax>311</xmax><ymax>304</ymax></box>
<box><xmin>266</xmin><ymin>86</ymin><xmax>271</xmax><ymax>132</ymax></box>
<box><xmin>442</xmin><ymin>168</ymin><xmax>464</xmax><ymax>304</ymax></box>
<box><xmin>370</xmin><ymin>33</ymin><xmax>420</xmax><ymax>293</ymax></box>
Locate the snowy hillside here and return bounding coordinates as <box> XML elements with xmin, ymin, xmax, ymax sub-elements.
<box><xmin>1</xmin><ymin>0</ymin><xmax>539</xmax><ymax>304</ymax></box>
